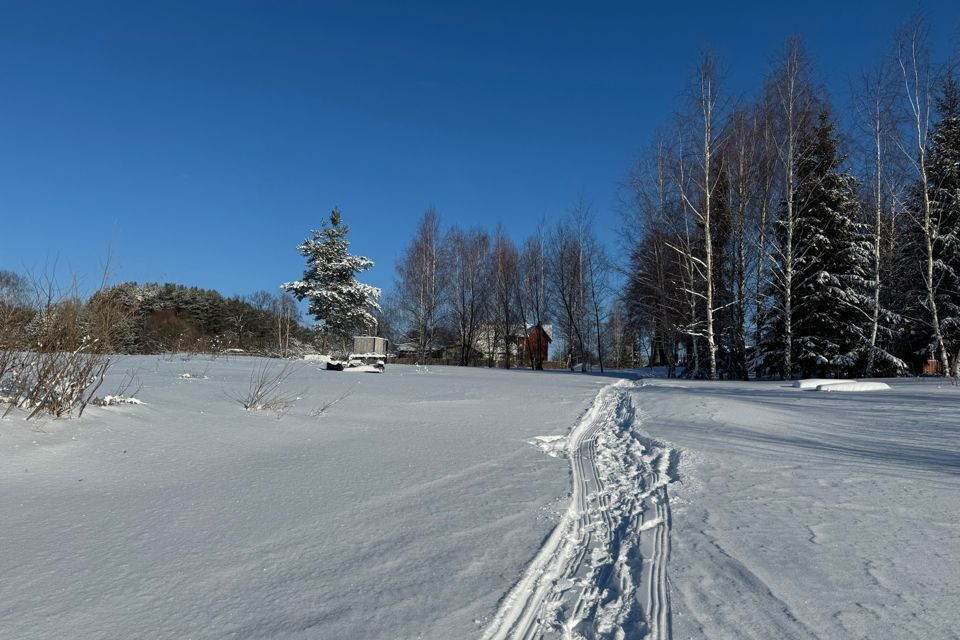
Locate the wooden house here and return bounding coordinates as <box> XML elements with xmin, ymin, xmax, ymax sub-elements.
<box><xmin>521</xmin><ymin>324</ymin><xmax>552</xmax><ymax>366</ymax></box>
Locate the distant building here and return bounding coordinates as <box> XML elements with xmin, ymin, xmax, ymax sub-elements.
<box><xmin>523</xmin><ymin>324</ymin><xmax>552</xmax><ymax>364</ymax></box>
<box><xmin>473</xmin><ymin>322</ymin><xmax>552</xmax><ymax>366</ymax></box>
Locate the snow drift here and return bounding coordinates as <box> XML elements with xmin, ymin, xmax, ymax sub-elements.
<box><xmin>816</xmin><ymin>381</ymin><xmax>892</xmax><ymax>392</ymax></box>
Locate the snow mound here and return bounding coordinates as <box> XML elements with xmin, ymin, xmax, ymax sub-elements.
<box><xmin>528</xmin><ymin>435</ymin><xmax>568</xmax><ymax>458</ymax></box>
<box><xmin>816</xmin><ymin>381</ymin><xmax>891</xmax><ymax>392</ymax></box>
<box><xmin>342</xmin><ymin>364</ymin><xmax>383</xmax><ymax>374</ymax></box>
<box><xmin>794</xmin><ymin>378</ymin><xmax>851</xmax><ymax>389</ymax></box>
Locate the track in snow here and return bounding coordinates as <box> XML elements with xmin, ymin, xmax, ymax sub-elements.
<box><xmin>484</xmin><ymin>380</ymin><xmax>678</xmax><ymax>640</ymax></box>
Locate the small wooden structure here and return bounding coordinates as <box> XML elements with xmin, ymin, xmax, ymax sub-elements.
<box><xmin>922</xmin><ymin>358</ymin><xmax>941</xmax><ymax>376</ymax></box>
<box><xmin>352</xmin><ymin>336</ymin><xmax>388</xmax><ymax>357</ymax></box>
<box><xmin>522</xmin><ymin>324</ymin><xmax>552</xmax><ymax>364</ymax></box>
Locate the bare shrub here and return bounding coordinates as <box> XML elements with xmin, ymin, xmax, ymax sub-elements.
<box><xmin>179</xmin><ymin>361</ymin><xmax>211</xmax><ymax>379</ymax></box>
<box><xmin>309</xmin><ymin>382</ymin><xmax>357</xmax><ymax>418</ymax></box>
<box><xmin>111</xmin><ymin>369</ymin><xmax>143</xmax><ymax>398</ymax></box>
<box><xmin>232</xmin><ymin>361</ymin><xmax>301</xmax><ymax>411</ymax></box>
<box><xmin>90</xmin><ymin>368</ymin><xmax>143</xmax><ymax>407</ymax></box>
<box><xmin>0</xmin><ymin>268</ymin><xmax>116</xmax><ymax>420</ymax></box>
<box><xmin>1</xmin><ymin>342</ymin><xmax>110</xmax><ymax>419</ymax></box>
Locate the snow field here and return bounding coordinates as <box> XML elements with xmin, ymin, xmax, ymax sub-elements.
<box><xmin>4</xmin><ymin>357</ymin><xmax>956</xmax><ymax>639</ymax></box>
<box><xmin>635</xmin><ymin>378</ymin><xmax>960</xmax><ymax>640</ymax></box>
<box><xmin>0</xmin><ymin>356</ymin><xmax>609</xmax><ymax>640</ymax></box>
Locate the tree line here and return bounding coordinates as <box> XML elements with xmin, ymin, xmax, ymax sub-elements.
<box><xmin>0</xmin><ymin>271</ymin><xmax>309</xmax><ymax>356</ymax></box>
<box><xmin>384</xmin><ymin>19</ymin><xmax>959</xmax><ymax>379</ymax></box>
<box><xmin>382</xmin><ymin>205</ymin><xmax>633</xmax><ymax>370</ymax></box>
<box><xmin>623</xmin><ymin>21</ymin><xmax>959</xmax><ymax>379</ymax></box>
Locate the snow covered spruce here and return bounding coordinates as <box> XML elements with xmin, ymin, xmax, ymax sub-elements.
<box><xmin>282</xmin><ymin>207</ymin><xmax>382</xmax><ymax>357</ymax></box>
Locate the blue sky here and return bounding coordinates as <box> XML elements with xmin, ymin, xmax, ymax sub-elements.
<box><xmin>0</xmin><ymin>1</ymin><xmax>956</xmax><ymax>298</ymax></box>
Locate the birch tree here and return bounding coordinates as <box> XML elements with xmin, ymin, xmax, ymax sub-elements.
<box><xmin>895</xmin><ymin>20</ymin><xmax>950</xmax><ymax>375</ymax></box>
<box><xmin>396</xmin><ymin>208</ymin><xmax>445</xmax><ymax>363</ymax></box>
<box><xmin>677</xmin><ymin>54</ymin><xmax>724</xmax><ymax>379</ymax></box>
<box><xmin>447</xmin><ymin>226</ymin><xmax>491</xmax><ymax>366</ymax></box>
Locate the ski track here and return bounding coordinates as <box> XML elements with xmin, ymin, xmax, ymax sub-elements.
<box><xmin>484</xmin><ymin>380</ymin><xmax>678</xmax><ymax>640</ymax></box>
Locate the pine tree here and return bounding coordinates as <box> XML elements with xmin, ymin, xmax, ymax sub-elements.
<box><xmin>282</xmin><ymin>208</ymin><xmax>381</xmax><ymax>353</ymax></box>
<box><xmin>927</xmin><ymin>75</ymin><xmax>960</xmax><ymax>371</ymax></box>
<box><xmin>762</xmin><ymin>110</ymin><xmax>871</xmax><ymax>378</ymax></box>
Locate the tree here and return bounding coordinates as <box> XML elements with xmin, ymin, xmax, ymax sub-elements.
<box><xmin>282</xmin><ymin>208</ymin><xmax>381</xmax><ymax>354</ymax></box>
<box><xmin>395</xmin><ymin>208</ymin><xmax>446</xmax><ymax>363</ymax></box>
<box><xmin>759</xmin><ymin>40</ymin><xmax>818</xmax><ymax>378</ymax></box>
<box><xmin>582</xmin><ymin>218</ymin><xmax>610</xmax><ymax>373</ymax></box>
<box><xmin>677</xmin><ymin>53</ymin><xmax>725</xmax><ymax>379</ymax></box>
<box><xmin>895</xmin><ymin>20</ymin><xmax>951</xmax><ymax>375</ymax></box>
<box><xmin>446</xmin><ymin>226</ymin><xmax>491</xmax><ymax>366</ymax></box>
<box><xmin>624</xmin><ymin>136</ymin><xmax>684</xmax><ymax>376</ymax></box>
<box><xmin>0</xmin><ymin>270</ymin><xmax>31</xmax><ymax>348</ymax></box>
<box><xmin>852</xmin><ymin>61</ymin><xmax>906</xmax><ymax>376</ymax></box>
<box><xmin>789</xmin><ymin>110</ymin><xmax>872</xmax><ymax>377</ymax></box>
<box><xmin>517</xmin><ymin>225</ymin><xmax>551</xmax><ymax>370</ymax></box>
<box><xmin>724</xmin><ymin>107</ymin><xmax>760</xmax><ymax>380</ymax></box>
<box><xmin>549</xmin><ymin>212</ymin><xmax>590</xmax><ymax>372</ymax></box>
<box><xmin>899</xmin><ymin>71</ymin><xmax>960</xmax><ymax>374</ymax></box>
<box><xmin>492</xmin><ymin>225</ymin><xmax>520</xmax><ymax>368</ymax></box>
<box><xmin>927</xmin><ymin>75</ymin><xmax>960</xmax><ymax>375</ymax></box>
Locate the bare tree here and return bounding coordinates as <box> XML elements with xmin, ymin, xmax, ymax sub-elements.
<box><xmin>624</xmin><ymin>136</ymin><xmax>684</xmax><ymax>376</ymax></box>
<box><xmin>273</xmin><ymin>292</ymin><xmax>298</xmax><ymax>357</ymax></box>
<box><xmin>853</xmin><ymin>60</ymin><xmax>902</xmax><ymax>376</ymax></box>
<box><xmin>676</xmin><ymin>53</ymin><xmax>725</xmax><ymax>380</ymax></box>
<box><xmin>549</xmin><ymin>213</ymin><xmax>590</xmax><ymax>372</ymax></box>
<box><xmin>0</xmin><ymin>270</ymin><xmax>31</xmax><ymax>348</ymax></box>
<box><xmin>581</xmin><ymin>217</ymin><xmax>610</xmax><ymax>372</ymax></box>
<box><xmin>725</xmin><ymin>107</ymin><xmax>760</xmax><ymax>379</ymax></box>
<box><xmin>517</xmin><ymin>224</ymin><xmax>551</xmax><ymax>369</ymax></box>
<box><xmin>767</xmin><ymin>39</ymin><xmax>817</xmax><ymax>378</ymax></box>
<box><xmin>895</xmin><ymin>19</ymin><xmax>951</xmax><ymax>375</ymax></box>
<box><xmin>753</xmin><ymin>96</ymin><xmax>778</xmax><ymax>364</ymax></box>
<box><xmin>492</xmin><ymin>225</ymin><xmax>520</xmax><ymax>368</ymax></box>
<box><xmin>447</xmin><ymin>226</ymin><xmax>492</xmax><ymax>366</ymax></box>
<box><xmin>395</xmin><ymin>208</ymin><xmax>445</xmax><ymax>363</ymax></box>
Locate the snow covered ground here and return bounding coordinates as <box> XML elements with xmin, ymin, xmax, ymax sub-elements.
<box><xmin>0</xmin><ymin>356</ymin><xmax>607</xmax><ymax>639</ymax></box>
<box><xmin>2</xmin><ymin>357</ymin><xmax>958</xmax><ymax>639</ymax></box>
<box><xmin>635</xmin><ymin>376</ymin><xmax>960</xmax><ymax>640</ymax></box>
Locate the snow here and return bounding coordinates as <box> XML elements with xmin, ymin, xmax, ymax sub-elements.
<box><xmin>794</xmin><ymin>378</ymin><xmax>847</xmax><ymax>389</ymax></box>
<box><xmin>2</xmin><ymin>359</ymin><xmax>957</xmax><ymax>639</ymax></box>
<box><xmin>0</xmin><ymin>356</ymin><xmax>605</xmax><ymax>640</ymax></box>
<box><xmin>816</xmin><ymin>381</ymin><xmax>892</xmax><ymax>392</ymax></box>
<box><xmin>485</xmin><ymin>379</ymin><xmax>676</xmax><ymax>639</ymax></box>
<box><xmin>341</xmin><ymin>363</ymin><xmax>383</xmax><ymax>374</ymax></box>
<box><xmin>635</xmin><ymin>377</ymin><xmax>960</xmax><ymax>639</ymax></box>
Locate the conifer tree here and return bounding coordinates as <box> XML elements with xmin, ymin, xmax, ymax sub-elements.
<box><xmin>762</xmin><ymin>110</ymin><xmax>871</xmax><ymax>377</ymax></box>
<box><xmin>282</xmin><ymin>208</ymin><xmax>381</xmax><ymax>353</ymax></box>
<box><xmin>902</xmin><ymin>75</ymin><xmax>960</xmax><ymax>373</ymax></box>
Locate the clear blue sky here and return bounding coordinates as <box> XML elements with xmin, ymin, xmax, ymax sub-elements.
<box><xmin>1</xmin><ymin>1</ymin><xmax>956</xmax><ymax>298</ymax></box>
